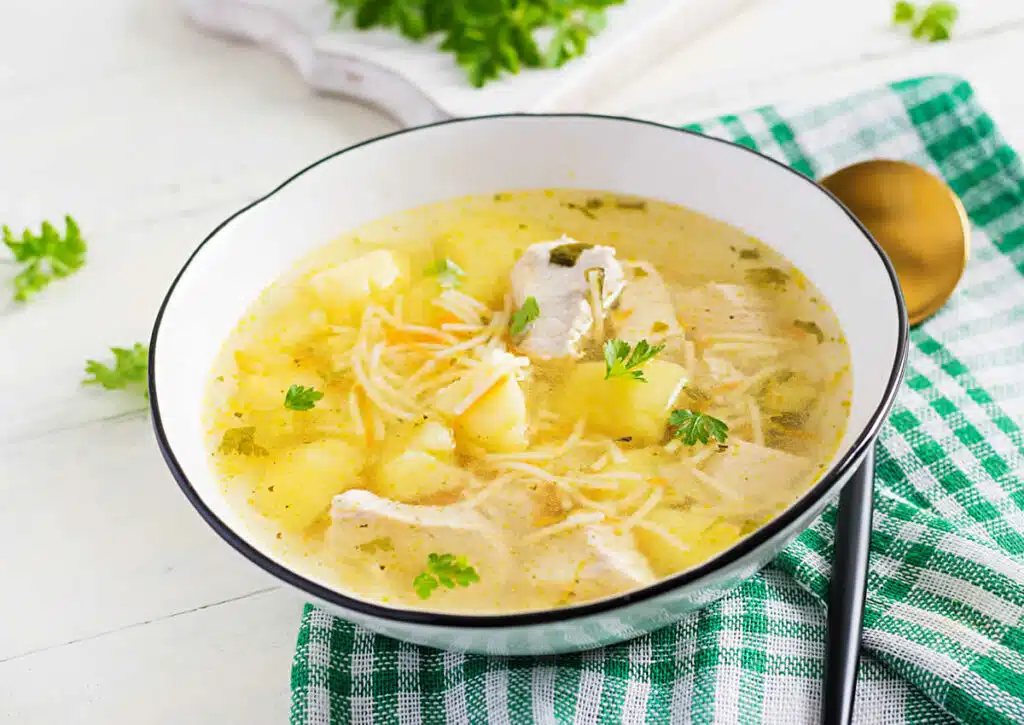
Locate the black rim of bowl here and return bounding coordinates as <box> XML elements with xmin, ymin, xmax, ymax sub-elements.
<box><xmin>149</xmin><ymin>113</ymin><xmax>910</xmax><ymax>629</ymax></box>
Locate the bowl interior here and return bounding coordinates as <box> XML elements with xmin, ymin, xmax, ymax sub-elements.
<box><xmin>152</xmin><ymin>115</ymin><xmax>903</xmax><ymax>609</ymax></box>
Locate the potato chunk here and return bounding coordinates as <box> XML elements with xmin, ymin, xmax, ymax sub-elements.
<box><xmin>375</xmin><ymin>421</ymin><xmax>465</xmax><ymax>502</ymax></box>
<box><xmin>434</xmin><ymin>351</ymin><xmax>530</xmax><ymax>454</ymax></box>
<box><xmin>306</xmin><ymin>249</ymin><xmax>404</xmax><ymax>320</ymax></box>
<box><xmin>634</xmin><ymin>507</ymin><xmax>742</xmax><ymax>576</ymax></box>
<box><xmin>456</xmin><ymin>376</ymin><xmax>529</xmax><ymax>453</ymax></box>
<box><xmin>254</xmin><ymin>439</ymin><xmax>365</xmax><ymax>531</ymax></box>
<box><xmin>559</xmin><ymin>360</ymin><xmax>687</xmax><ymax>444</ymax></box>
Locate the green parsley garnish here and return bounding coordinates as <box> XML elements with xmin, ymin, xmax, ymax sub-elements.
<box><xmin>745</xmin><ymin>267</ymin><xmax>789</xmax><ymax>291</ymax></box>
<box><xmin>603</xmin><ymin>339</ymin><xmax>665</xmax><ymax>382</ymax></box>
<box><xmin>794</xmin><ymin>320</ymin><xmax>825</xmax><ymax>343</ymax></box>
<box><xmin>893</xmin><ymin>1</ymin><xmax>958</xmax><ymax>42</ymax></box>
<box><xmin>424</xmin><ymin>257</ymin><xmax>466</xmax><ymax>288</ymax></box>
<box><xmin>284</xmin><ymin>384</ymin><xmax>324</xmax><ymax>411</ymax></box>
<box><xmin>328</xmin><ymin>0</ymin><xmax>623</xmax><ymax>88</ymax></box>
<box><xmin>218</xmin><ymin>426</ymin><xmax>268</xmax><ymax>457</ymax></box>
<box><xmin>510</xmin><ymin>296</ymin><xmax>540</xmax><ymax>336</ymax></box>
<box><xmin>669</xmin><ymin>409</ymin><xmax>729</xmax><ymax>446</ymax></box>
<box><xmin>83</xmin><ymin>343</ymin><xmax>149</xmax><ymax>399</ymax></box>
<box><xmin>413</xmin><ymin>553</ymin><xmax>480</xmax><ymax>600</ymax></box>
<box><xmin>3</xmin><ymin>216</ymin><xmax>86</xmax><ymax>301</ymax></box>
<box><xmin>357</xmin><ymin>537</ymin><xmax>394</xmax><ymax>554</ymax></box>
<box><xmin>549</xmin><ymin>241</ymin><xmax>594</xmax><ymax>267</ymax></box>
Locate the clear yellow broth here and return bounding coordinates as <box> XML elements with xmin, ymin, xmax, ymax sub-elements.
<box><xmin>204</xmin><ymin>189</ymin><xmax>852</xmax><ymax>613</ymax></box>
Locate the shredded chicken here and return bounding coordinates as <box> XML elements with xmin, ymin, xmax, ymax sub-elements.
<box><xmin>510</xmin><ymin>237</ymin><xmax>625</xmax><ymax>359</ymax></box>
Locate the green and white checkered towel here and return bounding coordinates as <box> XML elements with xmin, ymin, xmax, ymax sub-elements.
<box><xmin>290</xmin><ymin>76</ymin><xmax>1024</xmax><ymax>725</ymax></box>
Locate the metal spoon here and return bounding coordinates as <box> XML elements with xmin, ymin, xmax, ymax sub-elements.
<box><xmin>818</xmin><ymin>160</ymin><xmax>970</xmax><ymax>724</ymax></box>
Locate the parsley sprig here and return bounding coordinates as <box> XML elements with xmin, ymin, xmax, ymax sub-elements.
<box><xmin>603</xmin><ymin>339</ymin><xmax>664</xmax><ymax>382</ymax></box>
<box><xmin>413</xmin><ymin>553</ymin><xmax>480</xmax><ymax>599</ymax></box>
<box><xmin>510</xmin><ymin>296</ymin><xmax>540</xmax><ymax>336</ymax></box>
<box><xmin>284</xmin><ymin>384</ymin><xmax>324</xmax><ymax>411</ymax></box>
<box><xmin>83</xmin><ymin>343</ymin><xmax>149</xmax><ymax>399</ymax></box>
<box><xmin>669</xmin><ymin>409</ymin><xmax>729</xmax><ymax>446</ymax></box>
<box><xmin>893</xmin><ymin>1</ymin><xmax>958</xmax><ymax>42</ymax></box>
<box><xmin>328</xmin><ymin>0</ymin><xmax>625</xmax><ymax>88</ymax></box>
<box><xmin>3</xmin><ymin>216</ymin><xmax>86</xmax><ymax>301</ymax></box>
<box><xmin>424</xmin><ymin>257</ymin><xmax>466</xmax><ymax>288</ymax></box>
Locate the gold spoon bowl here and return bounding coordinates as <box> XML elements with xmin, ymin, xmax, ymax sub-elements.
<box><xmin>822</xmin><ymin>159</ymin><xmax>970</xmax><ymax>325</ymax></box>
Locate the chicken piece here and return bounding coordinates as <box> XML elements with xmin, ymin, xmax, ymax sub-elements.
<box><xmin>612</xmin><ymin>262</ymin><xmax>684</xmax><ymax>346</ymax></box>
<box><xmin>701</xmin><ymin>440</ymin><xmax>811</xmax><ymax>509</ymax></box>
<box><xmin>520</xmin><ymin>524</ymin><xmax>656</xmax><ymax>602</ymax></box>
<box><xmin>329</xmin><ymin>490</ymin><xmax>508</xmax><ymax>598</ymax></box>
<box><xmin>476</xmin><ymin>480</ymin><xmax>551</xmax><ymax>537</ymax></box>
<box><xmin>510</xmin><ymin>237</ymin><xmax>625</xmax><ymax>359</ymax></box>
<box><xmin>673</xmin><ymin>283</ymin><xmax>776</xmax><ymax>343</ymax></box>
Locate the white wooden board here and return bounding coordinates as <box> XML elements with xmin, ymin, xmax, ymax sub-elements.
<box><xmin>179</xmin><ymin>0</ymin><xmax>755</xmax><ymax>125</ymax></box>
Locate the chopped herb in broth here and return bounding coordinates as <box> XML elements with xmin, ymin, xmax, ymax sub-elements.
<box><xmin>549</xmin><ymin>241</ymin><xmax>594</xmax><ymax>267</ymax></box>
<box><xmin>745</xmin><ymin>266</ymin><xmax>790</xmax><ymax>290</ymax></box>
<box><xmin>563</xmin><ymin>202</ymin><xmax>596</xmax><ymax>220</ymax></box>
<box><xmin>219</xmin><ymin>427</ymin><xmax>267</xmax><ymax>456</ymax></box>
<box><xmin>794</xmin><ymin>319</ymin><xmax>825</xmax><ymax>343</ymax></box>
<box><xmin>204</xmin><ymin>187</ymin><xmax>851</xmax><ymax>614</ymax></box>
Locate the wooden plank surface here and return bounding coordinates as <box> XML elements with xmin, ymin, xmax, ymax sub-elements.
<box><xmin>2</xmin><ymin>0</ymin><xmax>1023</xmax><ymax>722</ymax></box>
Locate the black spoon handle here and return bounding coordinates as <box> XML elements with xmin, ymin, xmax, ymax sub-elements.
<box><xmin>821</xmin><ymin>448</ymin><xmax>875</xmax><ymax>725</ymax></box>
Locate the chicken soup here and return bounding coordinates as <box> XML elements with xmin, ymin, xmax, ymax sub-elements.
<box><xmin>204</xmin><ymin>189</ymin><xmax>852</xmax><ymax>613</ymax></box>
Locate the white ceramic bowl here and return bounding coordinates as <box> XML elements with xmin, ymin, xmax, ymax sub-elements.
<box><xmin>150</xmin><ymin>115</ymin><xmax>908</xmax><ymax>656</ymax></box>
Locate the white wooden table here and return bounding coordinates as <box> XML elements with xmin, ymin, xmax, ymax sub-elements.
<box><xmin>2</xmin><ymin>1</ymin><xmax>1023</xmax><ymax>722</ymax></box>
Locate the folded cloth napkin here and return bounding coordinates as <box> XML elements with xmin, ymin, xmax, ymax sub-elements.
<box><xmin>290</xmin><ymin>76</ymin><xmax>1024</xmax><ymax>725</ymax></box>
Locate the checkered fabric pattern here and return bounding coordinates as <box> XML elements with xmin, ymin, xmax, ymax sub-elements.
<box><xmin>290</xmin><ymin>76</ymin><xmax>1024</xmax><ymax>724</ymax></box>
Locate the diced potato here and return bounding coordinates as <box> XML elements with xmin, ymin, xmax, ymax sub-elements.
<box><xmin>634</xmin><ymin>507</ymin><xmax>742</xmax><ymax>576</ymax></box>
<box><xmin>376</xmin><ymin>450</ymin><xmax>464</xmax><ymax>503</ymax></box>
<box><xmin>306</xmin><ymin>249</ymin><xmax>406</xmax><ymax>320</ymax></box>
<box><xmin>374</xmin><ymin>420</ymin><xmax>462</xmax><ymax>502</ymax></box>
<box><xmin>559</xmin><ymin>360</ymin><xmax>687</xmax><ymax>444</ymax></box>
<box><xmin>253</xmin><ymin>439</ymin><xmax>365</xmax><ymax>531</ymax></box>
<box><xmin>455</xmin><ymin>376</ymin><xmax>529</xmax><ymax>453</ymax></box>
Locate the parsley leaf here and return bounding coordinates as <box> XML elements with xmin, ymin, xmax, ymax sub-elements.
<box><xmin>83</xmin><ymin>343</ymin><xmax>149</xmax><ymax>398</ymax></box>
<box><xmin>357</xmin><ymin>537</ymin><xmax>394</xmax><ymax>554</ymax></box>
<box><xmin>892</xmin><ymin>1</ymin><xmax>958</xmax><ymax>42</ymax></box>
<box><xmin>3</xmin><ymin>216</ymin><xmax>86</xmax><ymax>301</ymax></box>
<box><xmin>892</xmin><ymin>0</ymin><xmax>916</xmax><ymax>23</ymax></box>
<box><xmin>745</xmin><ymin>267</ymin><xmax>789</xmax><ymax>291</ymax></box>
<box><xmin>413</xmin><ymin>552</ymin><xmax>479</xmax><ymax>599</ymax></box>
<box><xmin>328</xmin><ymin>0</ymin><xmax>624</xmax><ymax>88</ymax></box>
<box><xmin>284</xmin><ymin>384</ymin><xmax>324</xmax><ymax>411</ymax></box>
<box><xmin>510</xmin><ymin>296</ymin><xmax>540</xmax><ymax>336</ymax></box>
<box><xmin>603</xmin><ymin>339</ymin><xmax>664</xmax><ymax>382</ymax></box>
<box><xmin>424</xmin><ymin>257</ymin><xmax>466</xmax><ymax>288</ymax></box>
<box><xmin>669</xmin><ymin>409</ymin><xmax>729</xmax><ymax>446</ymax></box>
<box><xmin>794</xmin><ymin>319</ymin><xmax>825</xmax><ymax>343</ymax></box>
